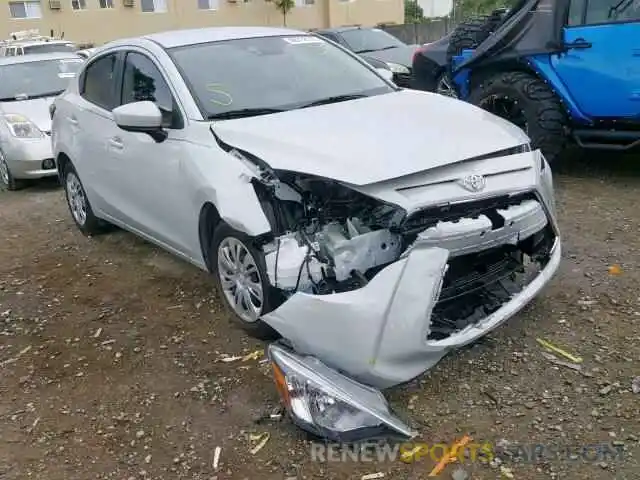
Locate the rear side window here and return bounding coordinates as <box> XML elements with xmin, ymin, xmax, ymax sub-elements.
<box><xmin>81</xmin><ymin>53</ymin><xmax>118</xmax><ymax>110</ymax></box>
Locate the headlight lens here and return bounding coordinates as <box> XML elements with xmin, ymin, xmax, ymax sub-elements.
<box><xmin>268</xmin><ymin>343</ymin><xmax>416</xmax><ymax>442</ymax></box>
<box><xmin>4</xmin><ymin>114</ymin><xmax>44</xmax><ymax>138</ymax></box>
<box><xmin>386</xmin><ymin>62</ymin><xmax>410</xmax><ymax>75</ymax></box>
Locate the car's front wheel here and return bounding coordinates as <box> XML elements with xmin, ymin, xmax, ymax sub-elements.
<box><xmin>211</xmin><ymin>223</ymin><xmax>278</xmax><ymax>340</ymax></box>
<box><xmin>0</xmin><ymin>150</ymin><xmax>25</xmax><ymax>191</ymax></box>
<box><xmin>63</xmin><ymin>163</ymin><xmax>104</xmax><ymax>235</ymax></box>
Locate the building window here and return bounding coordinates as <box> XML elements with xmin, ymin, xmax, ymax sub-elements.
<box><xmin>72</xmin><ymin>0</ymin><xmax>87</xmax><ymax>9</ymax></box>
<box><xmin>141</xmin><ymin>0</ymin><xmax>167</xmax><ymax>12</ymax></box>
<box><xmin>9</xmin><ymin>1</ymin><xmax>42</xmax><ymax>18</ymax></box>
<box><xmin>98</xmin><ymin>0</ymin><xmax>114</xmax><ymax>8</ymax></box>
<box><xmin>198</xmin><ymin>0</ymin><xmax>218</xmax><ymax>9</ymax></box>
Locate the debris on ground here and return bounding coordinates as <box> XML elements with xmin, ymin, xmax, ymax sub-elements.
<box><xmin>536</xmin><ymin>338</ymin><xmax>583</xmax><ymax>363</ymax></box>
<box><xmin>632</xmin><ymin>377</ymin><xmax>640</xmax><ymax>394</ymax></box>
<box><xmin>540</xmin><ymin>351</ymin><xmax>582</xmax><ymax>372</ymax></box>
<box><xmin>249</xmin><ymin>432</ymin><xmax>270</xmax><ymax>455</ymax></box>
<box><xmin>0</xmin><ymin>345</ymin><xmax>31</xmax><ymax>367</ymax></box>
<box><xmin>242</xmin><ymin>349</ymin><xmax>264</xmax><ymax>361</ymax></box>
<box><xmin>213</xmin><ymin>446</ymin><xmax>221</xmax><ymax>470</ymax></box>
<box><xmin>608</xmin><ymin>264</ymin><xmax>623</xmax><ymax>275</ymax></box>
<box><xmin>500</xmin><ymin>466</ymin><xmax>515</xmax><ymax>478</ymax></box>
<box><xmin>451</xmin><ymin>467</ymin><xmax>469</xmax><ymax>480</ymax></box>
<box><xmin>428</xmin><ymin>435</ymin><xmax>472</xmax><ymax>477</ymax></box>
<box><xmin>361</xmin><ymin>473</ymin><xmax>385</xmax><ymax>480</ymax></box>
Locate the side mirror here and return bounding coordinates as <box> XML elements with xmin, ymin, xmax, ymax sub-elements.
<box><xmin>112</xmin><ymin>101</ymin><xmax>167</xmax><ymax>142</ymax></box>
<box><xmin>376</xmin><ymin>68</ymin><xmax>394</xmax><ymax>82</ymax></box>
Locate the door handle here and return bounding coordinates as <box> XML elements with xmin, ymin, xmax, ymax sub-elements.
<box><xmin>68</xmin><ymin>116</ymin><xmax>79</xmax><ymax>125</ymax></box>
<box><xmin>565</xmin><ymin>38</ymin><xmax>592</xmax><ymax>49</ymax></box>
<box><xmin>108</xmin><ymin>137</ymin><xmax>123</xmax><ymax>150</ymax></box>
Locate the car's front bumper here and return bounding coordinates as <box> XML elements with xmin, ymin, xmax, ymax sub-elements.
<box><xmin>2</xmin><ymin>136</ymin><xmax>56</xmax><ymax>179</ymax></box>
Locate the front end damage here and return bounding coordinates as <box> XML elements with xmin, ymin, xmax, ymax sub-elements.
<box><xmin>232</xmin><ymin>144</ymin><xmax>561</xmax><ymax>440</ymax></box>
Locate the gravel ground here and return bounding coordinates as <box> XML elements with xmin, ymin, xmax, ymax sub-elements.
<box><xmin>1</xmin><ymin>157</ymin><xmax>639</xmax><ymax>480</ymax></box>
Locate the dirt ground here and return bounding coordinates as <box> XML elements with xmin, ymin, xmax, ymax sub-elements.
<box><xmin>1</xmin><ymin>157</ymin><xmax>639</xmax><ymax>480</ymax></box>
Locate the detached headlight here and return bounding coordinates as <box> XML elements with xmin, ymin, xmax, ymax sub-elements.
<box><xmin>268</xmin><ymin>343</ymin><xmax>416</xmax><ymax>442</ymax></box>
<box><xmin>386</xmin><ymin>62</ymin><xmax>410</xmax><ymax>75</ymax></box>
<box><xmin>4</xmin><ymin>114</ymin><xmax>44</xmax><ymax>138</ymax></box>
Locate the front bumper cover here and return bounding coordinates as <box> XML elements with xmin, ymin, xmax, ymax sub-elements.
<box><xmin>263</xmin><ymin>191</ymin><xmax>561</xmax><ymax>390</ymax></box>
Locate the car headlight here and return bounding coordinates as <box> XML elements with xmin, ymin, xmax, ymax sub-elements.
<box><xmin>268</xmin><ymin>343</ymin><xmax>417</xmax><ymax>442</ymax></box>
<box><xmin>4</xmin><ymin>114</ymin><xmax>44</xmax><ymax>138</ymax></box>
<box><xmin>386</xmin><ymin>62</ymin><xmax>410</xmax><ymax>75</ymax></box>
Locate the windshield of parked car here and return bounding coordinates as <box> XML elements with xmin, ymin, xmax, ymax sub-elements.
<box><xmin>169</xmin><ymin>35</ymin><xmax>395</xmax><ymax>119</ymax></box>
<box><xmin>339</xmin><ymin>28</ymin><xmax>406</xmax><ymax>53</ymax></box>
<box><xmin>23</xmin><ymin>43</ymin><xmax>76</xmax><ymax>54</ymax></box>
<box><xmin>0</xmin><ymin>58</ymin><xmax>84</xmax><ymax>100</ymax></box>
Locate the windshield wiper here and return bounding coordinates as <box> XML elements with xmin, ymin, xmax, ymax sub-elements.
<box><xmin>208</xmin><ymin>107</ymin><xmax>286</xmax><ymax>120</ymax></box>
<box><xmin>298</xmin><ymin>94</ymin><xmax>369</xmax><ymax>109</ymax></box>
<box><xmin>355</xmin><ymin>45</ymin><xmax>398</xmax><ymax>54</ymax></box>
<box><xmin>0</xmin><ymin>90</ymin><xmax>66</xmax><ymax>102</ymax></box>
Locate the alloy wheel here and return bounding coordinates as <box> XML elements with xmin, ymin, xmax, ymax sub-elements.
<box><xmin>0</xmin><ymin>153</ymin><xmax>10</xmax><ymax>187</ymax></box>
<box><xmin>437</xmin><ymin>74</ymin><xmax>458</xmax><ymax>98</ymax></box>
<box><xmin>66</xmin><ymin>172</ymin><xmax>88</xmax><ymax>226</ymax></box>
<box><xmin>217</xmin><ymin>237</ymin><xmax>264</xmax><ymax>323</ymax></box>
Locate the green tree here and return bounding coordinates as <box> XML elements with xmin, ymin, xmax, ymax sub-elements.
<box><xmin>404</xmin><ymin>0</ymin><xmax>424</xmax><ymax>23</ymax></box>
<box><xmin>274</xmin><ymin>0</ymin><xmax>295</xmax><ymax>26</ymax></box>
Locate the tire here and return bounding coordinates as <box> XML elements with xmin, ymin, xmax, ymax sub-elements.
<box><xmin>211</xmin><ymin>223</ymin><xmax>279</xmax><ymax>340</ymax></box>
<box><xmin>63</xmin><ymin>163</ymin><xmax>105</xmax><ymax>235</ymax></box>
<box><xmin>446</xmin><ymin>15</ymin><xmax>501</xmax><ymax>66</ymax></box>
<box><xmin>0</xmin><ymin>150</ymin><xmax>26</xmax><ymax>191</ymax></box>
<box><xmin>468</xmin><ymin>71</ymin><xmax>568</xmax><ymax>163</ymax></box>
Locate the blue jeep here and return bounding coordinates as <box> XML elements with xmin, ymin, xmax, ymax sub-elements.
<box><xmin>412</xmin><ymin>0</ymin><xmax>640</xmax><ymax>163</ymax></box>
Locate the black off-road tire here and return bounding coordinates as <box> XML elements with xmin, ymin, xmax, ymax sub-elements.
<box><xmin>446</xmin><ymin>12</ymin><xmax>505</xmax><ymax>66</ymax></box>
<box><xmin>468</xmin><ymin>71</ymin><xmax>569</xmax><ymax>163</ymax></box>
<box><xmin>210</xmin><ymin>222</ymin><xmax>280</xmax><ymax>341</ymax></box>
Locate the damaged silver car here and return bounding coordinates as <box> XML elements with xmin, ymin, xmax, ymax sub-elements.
<box><xmin>51</xmin><ymin>26</ymin><xmax>561</xmax><ymax>441</ymax></box>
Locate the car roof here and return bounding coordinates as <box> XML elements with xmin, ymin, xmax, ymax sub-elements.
<box><xmin>0</xmin><ymin>52</ymin><xmax>83</xmax><ymax>65</ymax></box>
<box><xmin>132</xmin><ymin>26</ymin><xmax>307</xmax><ymax>49</ymax></box>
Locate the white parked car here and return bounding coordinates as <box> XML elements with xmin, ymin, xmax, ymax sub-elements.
<box><xmin>51</xmin><ymin>27</ymin><xmax>560</xmax><ymax>441</ymax></box>
<box><xmin>0</xmin><ymin>52</ymin><xmax>83</xmax><ymax>190</ymax></box>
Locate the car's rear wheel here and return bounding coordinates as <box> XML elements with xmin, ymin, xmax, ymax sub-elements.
<box><xmin>468</xmin><ymin>71</ymin><xmax>568</xmax><ymax>163</ymax></box>
<box><xmin>0</xmin><ymin>151</ymin><xmax>25</xmax><ymax>191</ymax></box>
<box><xmin>211</xmin><ymin>223</ymin><xmax>279</xmax><ymax>340</ymax></box>
<box><xmin>63</xmin><ymin>163</ymin><xmax>104</xmax><ymax>235</ymax></box>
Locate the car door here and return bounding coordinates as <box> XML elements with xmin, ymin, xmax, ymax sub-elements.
<box><xmin>106</xmin><ymin>49</ymin><xmax>195</xmax><ymax>256</ymax></box>
<box><xmin>551</xmin><ymin>0</ymin><xmax>640</xmax><ymax>118</ymax></box>
<box><xmin>72</xmin><ymin>51</ymin><xmax>123</xmax><ymax>216</ymax></box>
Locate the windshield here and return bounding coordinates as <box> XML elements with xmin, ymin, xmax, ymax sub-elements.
<box><xmin>169</xmin><ymin>35</ymin><xmax>394</xmax><ymax>119</ymax></box>
<box><xmin>23</xmin><ymin>43</ymin><xmax>76</xmax><ymax>54</ymax></box>
<box><xmin>340</xmin><ymin>28</ymin><xmax>406</xmax><ymax>53</ymax></box>
<box><xmin>0</xmin><ymin>58</ymin><xmax>83</xmax><ymax>100</ymax></box>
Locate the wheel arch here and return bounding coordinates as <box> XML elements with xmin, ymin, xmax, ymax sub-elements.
<box><xmin>56</xmin><ymin>151</ymin><xmax>72</xmax><ymax>182</ymax></box>
<box><xmin>198</xmin><ymin>201</ymin><xmax>222</xmax><ymax>273</ymax></box>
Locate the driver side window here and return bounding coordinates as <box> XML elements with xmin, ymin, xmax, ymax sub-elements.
<box><xmin>573</xmin><ymin>0</ymin><xmax>640</xmax><ymax>25</ymax></box>
<box><xmin>120</xmin><ymin>52</ymin><xmax>182</xmax><ymax>129</ymax></box>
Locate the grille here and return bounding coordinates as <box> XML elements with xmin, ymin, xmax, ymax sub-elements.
<box><xmin>400</xmin><ymin>191</ymin><xmax>537</xmax><ymax>236</ymax></box>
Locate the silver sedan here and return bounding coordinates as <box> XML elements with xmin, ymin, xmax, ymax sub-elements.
<box><xmin>0</xmin><ymin>52</ymin><xmax>83</xmax><ymax>190</ymax></box>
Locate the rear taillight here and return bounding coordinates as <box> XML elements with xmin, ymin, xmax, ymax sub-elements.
<box><xmin>412</xmin><ymin>44</ymin><xmax>430</xmax><ymax>63</ymax></box>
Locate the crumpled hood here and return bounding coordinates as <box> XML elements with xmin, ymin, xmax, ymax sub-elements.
<box><xmin>213</xmin><ymin>89</ymin><xmax>530</xmax><ymax>186</ymax></box>
<box><xmin>0</xmin><ymin>96</ymin><xmax>55</xmax><ymax>132</ymax></box>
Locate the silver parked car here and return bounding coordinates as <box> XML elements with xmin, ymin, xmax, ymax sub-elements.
<box><xmin>51</xmin><ymin>27</ymin><xmax>560</xmax><ymax>441</ymax></box>
<box><xmin>0</xmin><ymin>52</ymin><xmax>83</xmax><ymax>190</ymax></box>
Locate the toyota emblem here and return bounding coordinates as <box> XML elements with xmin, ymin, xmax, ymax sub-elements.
<box><xmin>460</xmin><ymin>174</ymin><xmax>487</xmax><ymax>192</ymax></box>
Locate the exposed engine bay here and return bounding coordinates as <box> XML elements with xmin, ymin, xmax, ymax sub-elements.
<box><xmin>253</xmin><ymin>169</ymin><xmax>554</xmax><ymax>339</ymax></box>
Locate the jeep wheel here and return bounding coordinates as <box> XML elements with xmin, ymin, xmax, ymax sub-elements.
<box><xmin>436</xmin><ymin>73</ymin><xmax>458</xmax><ymax>98</ymax></box>
<box><xmin>445</xmin><ymin>11</ymin><xmax>506</xmax><ymax>65</ymax></box>
<box><xmin>211</xmin><ymin>223</ymin><xmax>279</xmax><ymax>340</ymax></box>
<box><xmin>468</xmin><ymin>71</ymin><xmax>568</xmax><ymax>163</ymax></box>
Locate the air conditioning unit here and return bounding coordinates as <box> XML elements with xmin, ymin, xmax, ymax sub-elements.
<box><xmin>49</xmin><ymin>0</ymin><xmax>62</xmax><ymax>9</ymax></box>
<box><xmin>123</xmin><ymin>0</ymin><xmax>135</xmax><ymax>7</ymax></box>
